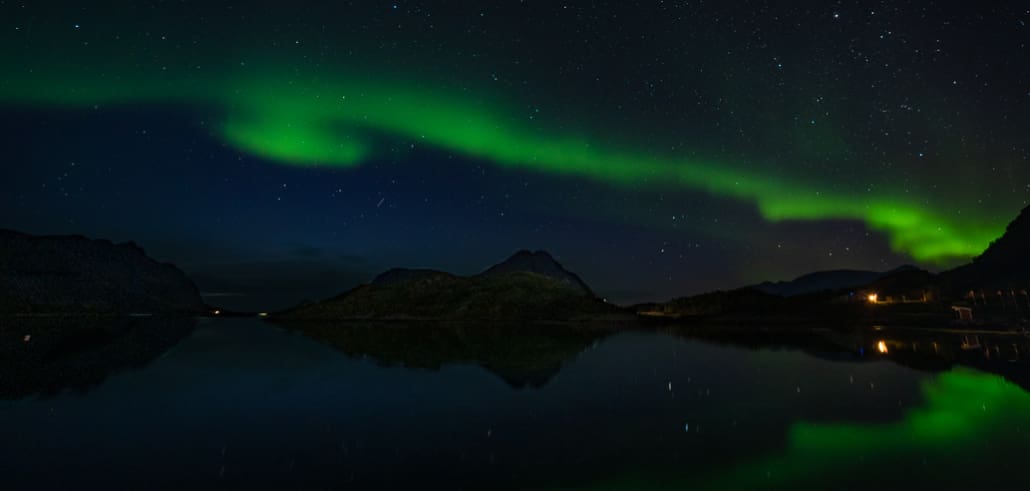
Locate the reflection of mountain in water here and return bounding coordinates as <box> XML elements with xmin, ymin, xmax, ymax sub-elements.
<box><xmin>664</xmin><ymin>325</ymin><xmax>1030</xmax><ymax>392</ymax></box>
<box><xmin>280</xmin><ymin>322</ymin><xmax>613</xmax><ymax>388</ymax></box>
<box><xmin>0</xmin><ymin>317</ymin><xmax>196</xmax><ymax>399</ymax></box>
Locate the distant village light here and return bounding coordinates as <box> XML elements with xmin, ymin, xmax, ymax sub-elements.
<box><xmin>867</xmin><ymin>293</ymin><xmax>878</xmax><ymax>303</ymax></box>
<box><xmin>877</xmin><ymin>340</ymin><xmax>888</xmax><ymax>354</ymax></box>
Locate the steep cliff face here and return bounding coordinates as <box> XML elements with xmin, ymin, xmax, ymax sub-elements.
<box><xmin>0</xmin><ymin>230</ymin><xmax>206</xmax><ymax>314</ymax></box>
<box><xmin>943</xmin><ymin>205</ymin><xmax>1030</xmax><ymax>291</ymax></box>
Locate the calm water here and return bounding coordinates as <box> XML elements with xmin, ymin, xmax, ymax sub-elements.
<box><xmin>2</xmin><ymin>318</ymin><xmax>1029</xmax><ymax>490</ymax></box>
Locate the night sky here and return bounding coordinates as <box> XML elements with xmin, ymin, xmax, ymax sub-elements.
<box><xmin>2</xmin><ymin>1</ymin><xmax>1029</xmax><ymax>310</ymax></box>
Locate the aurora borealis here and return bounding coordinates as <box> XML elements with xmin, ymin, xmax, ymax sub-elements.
<box><xmin>2</xmin><ymin>1</ymin><xmax>1029</xmax><ymax>307</ymax></box>
<box><xmin>553</xmin><ymin>367</ymin><xmax>1030</xmax><ymax>491</ymax></box>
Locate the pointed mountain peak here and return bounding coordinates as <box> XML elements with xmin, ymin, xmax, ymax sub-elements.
<box><xmin>478</xmin><ymin>250</ymin><xmax>594</xmax><ymax>295</ymax></box>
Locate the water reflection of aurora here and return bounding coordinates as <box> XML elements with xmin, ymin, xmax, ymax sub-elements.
<box><xmin>557</xmin><ymin>368</ymin><xmax>1030</xmax><ymax>491</ymax></box>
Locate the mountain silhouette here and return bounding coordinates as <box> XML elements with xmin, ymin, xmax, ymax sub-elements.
<box><xmin>477</xmin><ymin>249</ymin><xmax>593</xmax><ymax>295</ymax></box>
<box><xmin>942</xmin><ymin>205</ymin><xmax>1030</xmax><ymax>292</ymax></box>
<box><xmin>278</xmin><ymin>250</ymin><xmax>624</xmax><ymax>321</ymax></box>
<box><xmin>751</xmin><ymin>265</ymin><xmax>921</xmax><ymax>297</ymax></box>
<box><xmin>0</xmin><ymin>229</ymin><xmax>206</xmax><ymax>314</ymax></box>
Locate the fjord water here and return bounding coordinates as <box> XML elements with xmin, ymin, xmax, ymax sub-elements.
<box><xmin>2</xmin><ymin>319</ymin><xmax>1029</xmax><ymax>490</ymax></box>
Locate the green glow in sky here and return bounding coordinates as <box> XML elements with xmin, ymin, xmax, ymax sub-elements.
<box><xmin>0</xmin><ymin>66</ymin><xmax>1006</xmax><ymax>261</ymax></box>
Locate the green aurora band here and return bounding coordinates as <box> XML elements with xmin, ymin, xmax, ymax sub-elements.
<box><xmin>0</xmin><ymin>66</ymin><xmax>1006</xmax><ymax>262</ymax></box>
<box><xmin>548</xmin><ymin>368</ymin><xmax>1030</xmax><ymax>490</ymax></box>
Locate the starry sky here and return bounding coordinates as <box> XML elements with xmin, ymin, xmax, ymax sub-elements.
<box><xmin>2</xmin><ymin>1</ymin><xmax>1029</xmax><ymax>310</ymax></box>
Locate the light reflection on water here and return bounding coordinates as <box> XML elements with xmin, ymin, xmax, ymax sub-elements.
<box><xmin>571</xmin><ymin>367</ymin><xmax>1030</xmax><ymax>491</ymax></box>
<box><xmin>0</xmin><ymin>318</ymin><xmax>1028</xmax><ymax>490</ymax></box>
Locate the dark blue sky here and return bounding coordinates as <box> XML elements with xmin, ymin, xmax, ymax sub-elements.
<box><xmin>2</xmin><ymin>1</ymin><xmax>1028</xmax><ymax>310</ymax></box>
<box><xmin>1</xmin><ymin>104</ymin><xmax>905</xmax><ymax>310</ymax></box>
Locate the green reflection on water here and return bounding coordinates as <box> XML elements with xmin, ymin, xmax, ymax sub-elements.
<box><xmin>553</xmin><ymin>368</ymin><xmax>1030</xmax><ymax>491</ymax></box>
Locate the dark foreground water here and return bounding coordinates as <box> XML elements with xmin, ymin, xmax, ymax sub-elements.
<box><xmin>2</xmin><ymin>318</ymin><xmax>1030</xmax><ymax>490</ymax></box>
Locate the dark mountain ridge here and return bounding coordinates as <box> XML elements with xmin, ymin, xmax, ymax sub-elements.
<box><xmin>644</xmin><ymin>205</ymin><xmax>1030</xmax><ymax>323</ymax></box>
<box><xmin>751</xmin><ymin>265</ymin><xmax>921</xmax><ymax>297</ymax></box>
<box><xmin>0</xmin><ymin>229</ymin><xmax>206</xmax><ymax>314</ymax></box>
<box><xmin>278</xmin><ymin>250</ymin><xmax>623</xmax><ymax>321</ymax></box>
<box><xmin>941</xmin><ymin>205</ymin><xmax>1030</xmax><ymax>292</ymax></box>
<box><xmin>371</xmin><ymin>268</ymin><xmax>453</xmax><ymax>286</ymax></box>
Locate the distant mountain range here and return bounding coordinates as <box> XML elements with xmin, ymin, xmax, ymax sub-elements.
<box><xmin>643</xmin><ymin>204</ymin><xmax>1030</xmax><ymax>323</ymax></box>
<box><xmin>277</xmin><ymin>250</ymin><xmax>625</xmax><ymax>321</ymax></box>
<box><xmin>3</xmin><ymin>204</ymin><xmax>1028</xmax><ymax>324</ymax></box>
<box><xmin>750</xmin><ymin>265</ymin><xmax>921</xmax><ymax>297</ymax></box>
